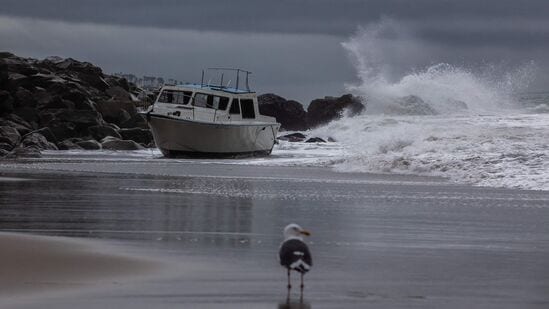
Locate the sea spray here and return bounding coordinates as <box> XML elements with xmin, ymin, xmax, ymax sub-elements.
<box><xmin>342</xmin><ymin>19</ymin><xmax>536</xmax><ymax>114</ymax></box>
<box><xmin>308</xmin><ymin>20</ymin><xmax>548</xmax><ymax>190</ymax></box>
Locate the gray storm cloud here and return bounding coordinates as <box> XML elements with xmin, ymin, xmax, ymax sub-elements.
<box><xmin>1</xmin><ymin>0</ymin><xmax>548</xmax><ymax>102</ymax></box>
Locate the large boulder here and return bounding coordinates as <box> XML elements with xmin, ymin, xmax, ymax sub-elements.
<box><xmin>32</xmin><ymin>127</ymin><xmax>58</xmax><ymax>144</ymax></box>
<box><xmin>95</xmin><ymin>100</ymin><xmax>137</xmax><ymax>125</ymax></box>
<box><xmin>57</xmin><ymin>139</ymin><xmax>84</xmax><ymax>150</ymax></box>
<box><xmin>120</xmin><ymin>113</ymin><xmax>148</xmax><ymax>128</ymax></box>
<box><xmin>101</xmin><ymin>136</ymin><xmax>144</xmax><ymax>150</ymax></box>
<box><xmin>305</xmin><ymin>137</ymin><xmax>326</xmax><ymax>143</ymax></box>
<box><xmin>384</xmin><ymin>95</ymin><xmax>438</xmax><ymax>115</ymax></box>
<box><xmin>307</xmin><ymin>94</ymin><xmax>365</xmax><ymax>128</ymax></box>
<box><xmin>6</xmin><ymin>146</ymin><xmax>42</xmax><ymax>158</ymax></box>
<box><xmin>106</xmin><ymin>86</ymin><xmax>132</xmax><ymax>101</ymax></box>
<box><xmin>88</xmin><ymin>125</ymin><xmax>121</xmax><ymax>140</ymax></box>
<box><xmin>13</xmin><ymin>87</ymin><xmax>36</xmax><ymax>108</ymax></box>
<box><xmin>40</xmin><ymin>109</ymin><xmax>103</xmax><ymax>132</ymax></box>
<box><xmin>118</xmin><ymin>128</ymin><xmax>153</xmax><ymax>146</ymax></box>
<box><xmin>258</xmin><ymin>94</ymin><xmax>308</xmax><ymax>131</ymax></box>
<box><xmin>0</xmin><ymin>142</ymin><xmax>13</xmax><ymax>152</ymax></box>
<box><xmin>0</xmin><ymin>90</ymin><xmax>14</xmax><ymax>115</ymax></box>
<box><xmin>13</xmin><ymin>106</ymin><xmax>40</xmax><ymax>125</ymax></box>
<box><xmin>61</xmin><ymin>90</ymin><xmax>95</xmax><ymax>110</ymax></box>
<box><xmin>76</xmin><ymin>139</ymin><xmax>102</xmax><ymax>150</ymax></box>
<box><xmin>278</xmin><ymin>132</ymin><xmax>306</xmax><ymax>142</ymax></box>
<box><xmin>47</xmin><ymin>121</ymin><xmax>78</xmax><ymax>141</ymax></box>
<box><xmin>21</xmin><ymin>132</ymin><xmax>58</xmax><ymax>150</ymax></box>
<box><xmin>0</xmin><ymin>126</ymin><xmax>21</xmax><ymax>146</ymax></box>
<box><xmin>0</xmin><ymin>116</ymin><xmax>33</xmax><ymax>136</ymax></box>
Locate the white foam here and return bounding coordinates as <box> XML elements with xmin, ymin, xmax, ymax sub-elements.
<box><xmin>309</xmin><ymin>113</ymin><xmax>549</xmax><ymax>191</ymax></box>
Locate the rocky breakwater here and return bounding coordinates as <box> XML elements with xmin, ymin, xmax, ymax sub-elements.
<box><xmin>0</xmin><ymin>52</ymin><xmax>153</xmax><ymax>158</ymax></box>
<box><xmin>258</xmin><ymin>93</ymin><xmax>365</xmax><ymax>131</ymax></box>
<box><xmin>258</xmin><ymin>93</ymin><xmax>365</xmax><ymax>143</ymax></box>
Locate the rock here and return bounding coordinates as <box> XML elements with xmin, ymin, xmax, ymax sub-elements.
<box><xmin>57</xmin><ymin>139</ymin><xmax>84</xmax><ymax>150</ymax></box>
<box><xmin>0</xmin><ymin>126</ymin><xmax>21</xmax><ymax>146</ymax></box>
<box><xmin>105</xmin><ymin>76</ymin><xmax>130</xmax><ymax>92</ymax></box>
<box><xmin>13</xmin><ymin>106</ymin><xmax>40</xmax><ymax>124</ymax></box>
<box><xmin>62</xmin><ymin>90</ymin><xmax>95</xmax><ymax>110</ymax></box>
<box><xmin>47</xmin><ymin>121</ymin><xmax>78</xmax><ymax>141</ymax></box>
<box><xmin>106</xmin><ymin>86</ymin><xmax>132</xmax><ymax>101</ymax></box>
<box><xmin>0</xmin><ymin>149</ymin><xmax>8</xmax><ymax>157</ymax></box>
<box><xmin>3</xmin><ymin>56</ymin><xmax>39</xmax><ymax>76</ymax></box>
<box><xmin>327</xmin><ymin>137</ymin><xmax>336</xmax><ymax>142</ymax></box>
<box><xmin>38</xmin><ymin>96</ymin><xmax>75</xmax><ymax>110</ymax></box>
<box><xmin>258</xmin><ymin>93</ymin><xmax>308</xmax><ymax>131</ymax></box>
<box><xmin>13</xmin><ymin>87</ymin><xmax>36</xmax><ymax>107</ymax></box>
<box><xmin>6</xmin><ymin>146</ymin><xmax>42</xmax><ymax>158</ymax></box>
<box><xmin>385</xmin><ymin>95</ymin><xmax>438</xmax><ymax>115</ymax></box>
<box><xmin>305</xmin><ymin>137</ymin><xmax>326</xmax><ymax>143</ymax></box>
<box><xmin>445</xmin><ymin>98</ymin><xmax>469</xmax><ymax>112</ymax></box>
<box><xmin>0</xmin><ymin>90</ymin><xmax>14</xmax><ymax>114</ymax></box>
<box><xmin>21</xmin><ymin>133</ymin><xmax>58</xmax><ymax>150</ymax></box>
<box><xmin>40</xmin><ymin>109</ymin><xmax>103</xmax><ymax>131</ymax></box>
<box><xmin>88</xmin><ymin>125</ymin><xmax>121</xmax><ymax>140</ymax></box>
<box><xmin>0</xmin><ymin>142</ymin><xmax>13</xmax><ymax>151</ymax></box>
<box><xmin>120</xmin><ymin>113</ymin><xmax>148</xmax><ymax>129</ymax></box>
<box><xmin>307</xmin><ymin>94</ymin><xmax>365</xmax><ymax>128</ymax></box>
<box><xmin>5</xmin><ymin>113</ymin><xmax>34</xmax><ymax>130</ymax></box>
<box><xmin>278</xmin><ymin>132</ymin><xmax>306</xmax><ymax>142</ymax></box>
<box><xmin>101</xmin><ymin>136</ymin><xmax>144</xmax><ymax>150</ymax></box>
<box><xmin>76</xmin><ymin>139</ymin><xmax>102</xmax><ymax>150</ymax></box>
<box><xmin>95</xmin><ymin>100</ymin><xmax>137</xmax><ymax>125</ymax></box>
<box><xmin>0</xmin><ymin>118</ymin><xmax>32</xmax><ymax>136</ymax></box>
<box><xmin>118</xmin><ymin>128</ymin><xmax>153</xmax><ymax>146</ymax></box>
<box><xmin>32</xmin><ymin>127</ymin><xmax>58</xmax><ymax>144</ymax></box>
<box><xmin>117</xmin><ymin>109</ymin><xmax>131</xmax><ymax>124</ymax></box>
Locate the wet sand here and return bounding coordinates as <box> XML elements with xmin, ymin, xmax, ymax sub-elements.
<box><xmin>0</xmin><ymin>232</ymin><xmax>159</xmax><ymax>306</ymax></box>
<box><xmin>1</xmin><ymin>153</ymin><xmax>548</xmax><ymax>308</ymax></box>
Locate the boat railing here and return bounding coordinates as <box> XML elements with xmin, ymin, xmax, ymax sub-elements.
<box><xmin>201</xmin><ymin>68</ymin><xmax>252</xmax><ymax>92</ymax></box>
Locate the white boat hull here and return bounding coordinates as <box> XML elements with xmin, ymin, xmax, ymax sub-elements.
<box><xmin>148</xmin><ymin>115</ymin><xmax>280</xmax><ymax>157</ymax></box>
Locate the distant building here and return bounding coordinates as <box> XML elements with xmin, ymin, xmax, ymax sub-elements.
<box><xmin>113</xmin><ymin>72</ymin><xmax>181</xmax><ymax>90</ymax></box>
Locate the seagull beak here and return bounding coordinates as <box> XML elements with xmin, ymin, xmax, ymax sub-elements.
<box><xmin>300</xmin><ymin>230</ymin><xmax>311</xmax><ymax>236</ymax></box>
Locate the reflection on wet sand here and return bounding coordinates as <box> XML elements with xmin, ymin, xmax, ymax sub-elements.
<box><xmin>278</xmin><ymin>299</ymin><xmax>311</xmax><ymax>309</ymax></box>
<box><xmin>0</xmin><ymin>174</ymin><xmax>255</xmax><ymax>248</ymax></box>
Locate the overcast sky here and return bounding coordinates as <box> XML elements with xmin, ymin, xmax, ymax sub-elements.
<box><xmin>1</xmin><ymin>0</ymin><xmax>548</xmax><ymax>103</ymax></box>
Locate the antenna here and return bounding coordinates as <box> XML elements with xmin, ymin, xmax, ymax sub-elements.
<box><xmin>220</xmin><ymin>73</ymin><xmax>224</xmax><ymax>88</ymax></box>
<box><xmin>201</xmin><ymin>70</ymin><xmax>204</xmax><ymax>87</ymax></box>
<box><xmin>236</xmin><ymin>69</ymin><xmax>240</xmax><ymax>90</ymax></box>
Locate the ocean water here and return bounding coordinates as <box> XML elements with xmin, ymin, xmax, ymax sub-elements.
<box><xmin>297</xmin><ymin>21</ymin><xmax>549</xmax><ymax>192</ymax></box>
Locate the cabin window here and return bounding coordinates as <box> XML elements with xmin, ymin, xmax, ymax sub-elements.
<box><xmin>194</xmin><ymin>93</ymin><xmax>230</xmax><ymax>110</ymax></box>
<box><xmin>218</xmin><ymin>97</ymin><xmax>229</xmax><ymax>110</ymax></box>
<box><xmin>240</xmin><ymin>99</ymin><xmax>255</xmax><ymax>119</ymax></box>
<box><xmin>158</xmin><ymin>90</ymin><xmax>191</xmax><ymax>104</ymax></box>
<box><xmin>177</xmin><ymin>91</ymin><xmax>192</xmax><ymax>104</ymax></box>
<box><xmin>229</xmin><ymin>99</ymin><xmax>240</xmax><ymax>114</ymax></box>
<box><xmin>193</xmin><ymin>93</ymin><xmax>208</xmax><ymax>107</ymax></box>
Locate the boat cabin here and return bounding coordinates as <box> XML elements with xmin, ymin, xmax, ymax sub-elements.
<box><xmin>150</xmin><ymin>69</ymin><xmax>275</xmax><ymax>125</ymax></box>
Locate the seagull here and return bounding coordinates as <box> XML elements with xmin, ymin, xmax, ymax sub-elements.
<box><xmin>278</xmin><ymin>223</ymin><xmax>312</xmax><ymax>291</ymax></box>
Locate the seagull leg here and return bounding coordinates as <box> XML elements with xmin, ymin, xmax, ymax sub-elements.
<box><xmin>300</xmin><ymin>273</ymin><xmax>304</xmax><ymax>303</ymax></box>
<box><xmin>287</xmin><ymin>268</ymin><xmax>292</xmax><ymax>290</ymax></box>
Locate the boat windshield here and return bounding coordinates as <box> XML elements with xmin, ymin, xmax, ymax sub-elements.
<box><xmin>193</xmin><ymin>93</ymin><xmax>230</xmax><ymax>110</ymax></box>
<box><xmin>158</xmin><ymin>90</ymin><xmax>192</xmax><ymax>105</ymax></box>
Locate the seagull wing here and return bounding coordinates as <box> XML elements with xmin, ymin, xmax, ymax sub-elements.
<box><xmin>278</xmin><ymin>239</ymin><xmax>312</xmax><ymax>273</ymax></box>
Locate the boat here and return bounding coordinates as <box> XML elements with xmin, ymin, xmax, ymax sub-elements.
<box><xmin>142</xmin><ymin>68</ymin><xmax>281</xmax><ymax>157</ymax></box>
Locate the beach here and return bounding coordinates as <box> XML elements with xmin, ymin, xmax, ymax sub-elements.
<box><xmin>1</xmin><ymin>152</ymin><xmax>548</xmax><ymax>308</ymax></box>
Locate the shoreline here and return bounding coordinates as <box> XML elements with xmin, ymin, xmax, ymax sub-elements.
<box><xmin>0</xmin><ymin>232</ymin><xmax>160</xmax><ymax>303</ymax></box>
